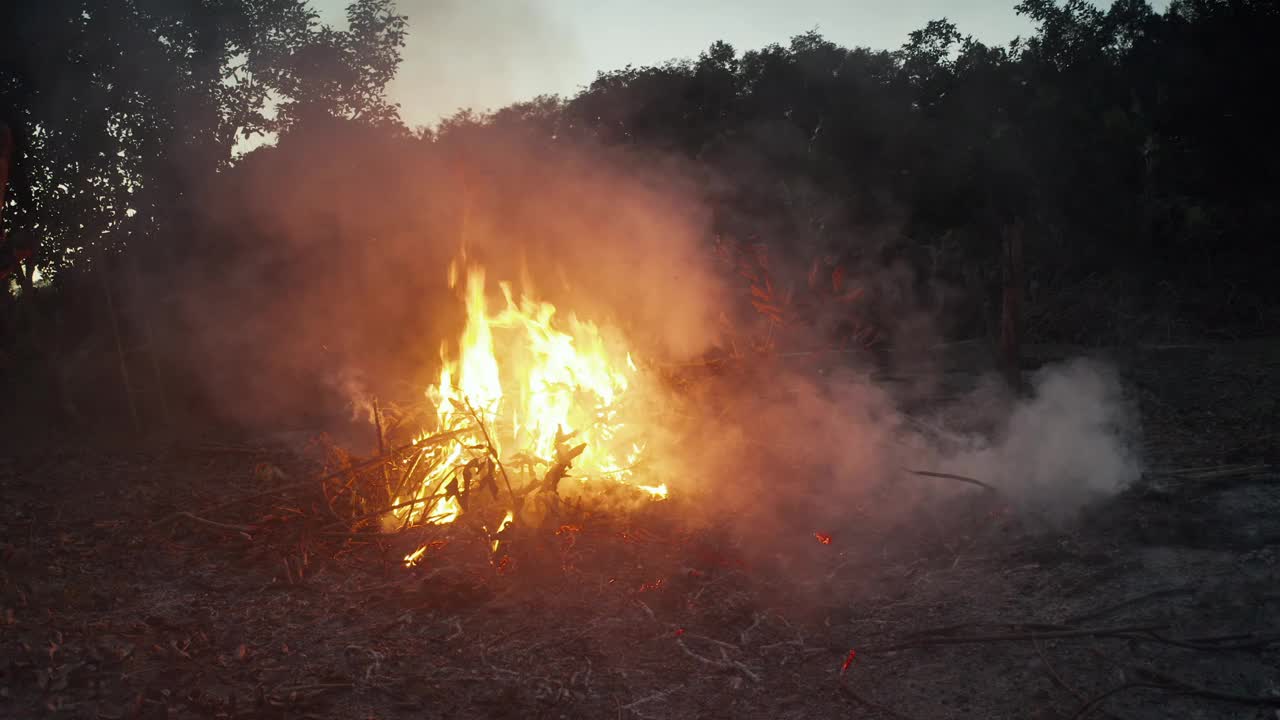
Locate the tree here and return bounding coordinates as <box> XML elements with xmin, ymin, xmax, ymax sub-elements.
<box><xmin>0</xmin><ymin>0</ymin><xmax>409</xmax><ymax>282</ymax></box>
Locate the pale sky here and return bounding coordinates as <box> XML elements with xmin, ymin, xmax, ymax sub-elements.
<box><xmin>311</xmin><ymin>1</ymin><xmax>1160</xmax><ymax>130</ymax></box>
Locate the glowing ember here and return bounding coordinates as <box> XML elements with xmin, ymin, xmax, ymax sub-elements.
<box><xmin>815</xmin><ymin>532</ymin><xmax>833</xmax><ymax>545</ymax></box>
<box><xmin>840</xmin><ymin>648</ymin><xmax>857</xmax><ymax>674</ymax></box>
<box><xmin>386</xmin><ymin>252</ymin><xmax>660</xmax><ymax>532</ymax></box>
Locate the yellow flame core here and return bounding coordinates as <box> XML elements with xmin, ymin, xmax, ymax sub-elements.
<box><xmin>403</xmin><ymin>545</ymin><xmax>427</xmax><ymax>567</ymax></box>
<box><xmin>491</xmin><ymin>510</ymin><xmax>515</xmax><ymax>553</ymax></box>
<box><xmin>390</xmin><ymin>260</ymin><xmax>657</xmax><ymax>537</ymax></box>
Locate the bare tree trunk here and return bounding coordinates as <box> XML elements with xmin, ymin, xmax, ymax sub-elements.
<box><xmin>999</xmin><ymin>219</ymin><xmax>1025</xmax><ymax>390</ymax></box>
<box><xmin>92</xmin><ymin>242</ymin><xmax>141</xmax><ymax>432</ymax></box>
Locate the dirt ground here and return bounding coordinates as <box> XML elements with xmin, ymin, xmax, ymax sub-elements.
<box><xmin>1</xmin><ymin>341</ymin><xmax>1277</xmax><ymax>720</ymax></box>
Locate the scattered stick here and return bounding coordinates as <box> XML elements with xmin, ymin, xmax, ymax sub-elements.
<box><xmin>268</xmin><ymin>683</ymin><xmax>354</xmax><ymax>704</ymax></box>
<box><xmin>674</xmin><ymin>638</ymin><xmax>761</xmax><ymax>683</ymax></box>
<box><xmin>1064</xmin><ymin>585</ymin><xmax>1197</xmax><ymax>625</ymax></box>
<box><xmin>635</xmin><ymin>600</ymin><xmax>760</xmax><ymax>682</ymax></box>
<box><xmin>149</xmin><ymin>425</ymin><xmax>471</xmax><ymax>527</ymax></box>
<box><xmin>867</xmin><ymin>620</ymin><xmax>1280</xmax><ymax>660</ymax></box>
<box><xmin>331</xmin><ymin>490</ymin><xmax>449</xmax><ymax>529</ymax></box>
<box><xmin>150</xmin><ymin>428</ymin><xmax>470</xmax><ymax>530</ymax></box>
<box><xmin>1033</xmin><ymin>637</ymin><xmax>1087</xmax><ymax>704</ymax></box>
<box><xmin>902</xmin><ymin>468</ymin><xmax>998</xmax><ymax>493</ymax></box>
<box><xmin>391</xmin><ymin>446</ymin><xmax>427</xmax><ymax>504</ymax></box>
<box><xmin>1135</xmin><ymin>629</ymin><xmax>1280</xmax><ymax>653</ymax></box>
<box><xmin>1070</xmin><ymin>667</ymin><xmax>1280</xmax><ymax>720</ymax></box>
<box><xmin>1070</xmin><ymin>682</ymin><xmax>1165</xmax><ymax>719</ymax></box>
<box><xmin>1154</xmin><ymin>463</ymin><xmax>1268</xmax><ymax>479</ymax></box>
<box><xmin>1131</xmin><ymin>666</ymin><xmax>1280</xmax><ymax>708</ymax></box>
<box><xmin>864</xmin><ymin>624</ymin><xmax>1169</xmax><ymax>654</ymax></box>
<box><xmin>462</xmin><ymin>399</ymin><xmax>517</xmax><ymax>504</ymax></box>
<box><xmin>321</xmin><ymin>463</ymin><xmax>358</xmax><ymax>522</ymax></box>
<box><xmin>167</xmin><ymin>512</ymin><xmax>253</xmax><ymax>539</ymax></box>
<box><xmin>622</xmin><ymin>685</ymin><xmax>683</xmax><ymax>711</ymax></box>
<box><xmin>373</xmin><ymin>397</ymin><xmax>392</xmax><ymax>499</ymax></box>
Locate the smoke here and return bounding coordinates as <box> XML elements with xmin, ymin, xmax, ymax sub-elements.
<box><xmin>658</xmin><ymin>348</ymin><xmax>1141</xmax><ymax>555</ymax></box>
<box><xmin>159</xmin><ymin>98</ymin><xmax>1139</xmax><ymax>542</ymax></box>
<box><xmin>166</xmin><ymin>120</ymin><xmax>728</xmax><ymax>434</ymax></box>
<box><xmin>939</xmin><ymin>358</ymin><xmax>1142</xmax><ymax>525</ymax></box>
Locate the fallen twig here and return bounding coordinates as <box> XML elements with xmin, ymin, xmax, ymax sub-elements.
<box><xmin>1070</xmin><ymin>682</ymin><xmax>1165</xmax><ymax>719</ymax></box>
<box><xmin>1064</xmin><ymin>585</ymin><xmax>1197</xmax><ymax>625</ymax></box>
<box><xmin>149</xmin><ymin>428</ymin><xmax>469</xmax><ymax>530</ymax></box>
<box><xmin>674</xmin><ymin>638</ymin><xmax>761</xmax><ymax>683</ymax></box>
<box><xmin>1131</xmin><ymin>666</ymin><xmax>1280</xmax><ymax>708</ymax></box>
<box><xmin>1070</xmin><ymin>666</ymin><xmax>1280</xmax><ymax>720</ymax></box>
<box><xmin>902</xmin><ymin>468</ymin><xmax>998</xmax><ymax>493</ymax></box>
<box><xmin>865</xmin><ymin>624</ymin><xmax>1169</xmax><ymax>653</ymax></box>
<box><xmin>622</xmin><ymin>685</ymin><xmax>683</xmax><ymax>711</ymax></box>
<box><xmin>329</xmin><ymin>490</ymin><xmax>449</xmax><ymax>529</ymax></box>
<box><xmin>1033</xmin><ymin>637</ymin><xmax>1086</xmax><ymax>704</ymax></box>
<box><xmin>167</xmin><ymin>512</ymin><xmax>253</xmax><ymax>539</ymax></box>
<box><xmin>268</xmin><ymin>683</ymin><xmax>353</xmax><ymax>703</ymax></box>
<box><xmin>1135</xmin><ymin>629</ymin><xmax>1280</xmax><ymax>653</ymax></box>
<box><xmin>635</xmin><ymin>600</ymin><xmax>760</xmax><ymax>682</ymax></box>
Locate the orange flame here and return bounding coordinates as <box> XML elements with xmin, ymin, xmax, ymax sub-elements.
<box><xmin>390</xmin><ymin>254</ymin><xmax>661</xmax><ymax>539</ymax></box>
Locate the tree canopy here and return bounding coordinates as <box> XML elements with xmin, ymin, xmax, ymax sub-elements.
<box><xmin>0</xmin><ymin>0</ymin><xmax>407</xmax><ymax>275</ymax></box>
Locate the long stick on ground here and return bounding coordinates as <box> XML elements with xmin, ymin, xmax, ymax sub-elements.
<box><xmin>864</xmin><ymin>624</ymin><xmax>1170</xmax><ymax>653</ymax></box>
<box><xmin>902</xmin><ymin>468</ymin><xmax>999</xmax><ymax>493</ymax></box>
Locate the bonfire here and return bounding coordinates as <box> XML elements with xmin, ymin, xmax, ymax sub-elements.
<box><xmin>333</xmin><ymin>251</ymin><xmax>670</xmax><ymax>567</ymax></box>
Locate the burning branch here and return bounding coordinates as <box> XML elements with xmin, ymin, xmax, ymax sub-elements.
<box><xmin>461</xmin><ymin>398</ymin><xmax>518</xmax><ymax>504</ymax></box>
